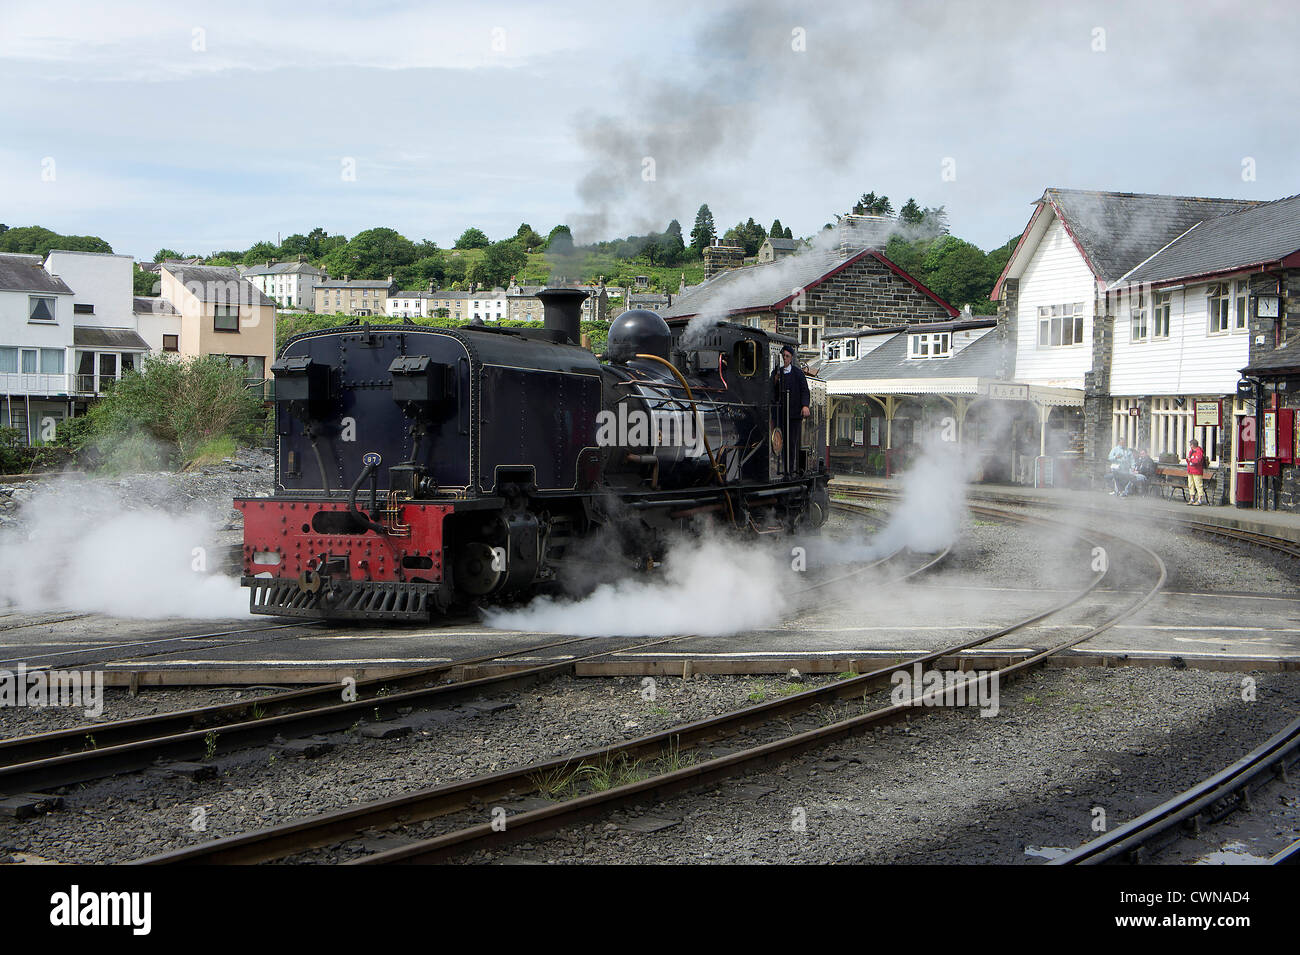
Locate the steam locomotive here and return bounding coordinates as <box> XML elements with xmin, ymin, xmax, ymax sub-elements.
<box><xmin>236</xmin><ymin>289</ymin><xmax>829</xmax><ymax>621</ymax></box>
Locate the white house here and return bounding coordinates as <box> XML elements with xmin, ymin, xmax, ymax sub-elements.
<box><xmin>43</xmin><ymin>250</ymin><xmax>151</xmax><ymax>401</ymax></box>
<box><xmin>0</xmin><ymin>253</ymin><xmax>76</xmax><ymax>442</ymax></box>
<box><xmin>243</xmin><ymin>260</ymin><xmax>326</xmax><ymax>310</ymax></box>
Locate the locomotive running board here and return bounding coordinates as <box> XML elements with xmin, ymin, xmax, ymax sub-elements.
<box><xmin>243</xmin><ymin>577</ymin><xmax>440</xmax><ymax>621</ymax></box>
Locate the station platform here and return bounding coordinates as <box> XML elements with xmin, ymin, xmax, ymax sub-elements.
<box><xmin>829</xmin><ymin>472</ymin><xmax>1300</xmax><ymax>540</ymax></box>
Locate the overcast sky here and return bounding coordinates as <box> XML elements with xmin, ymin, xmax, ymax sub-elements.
<box><xmin>2</xmin><ymin>0</ymin><xmax>1296</xmax><ymax>260</ymax></box>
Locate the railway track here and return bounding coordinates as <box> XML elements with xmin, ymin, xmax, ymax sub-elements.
<box><xmin>0</xmin><ymin>508</ymin><xmax>915</xmax><ymax>796</ymax></box>
<box><xmin>135</xmin><ymin>498</ymin><xmax>1163</xmax><ymax>865</ymax></box>
<box><xmin>1051</xmin><ymin>714</ymin><xmax>1300</xmax><ymax>865</ymax></box>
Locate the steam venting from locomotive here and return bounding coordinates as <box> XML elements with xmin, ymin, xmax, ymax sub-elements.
<box><xmin>0</xmin><ymin>477</ymin><xmax>248</xmax><ymax>619</ymax></box>
<box><xmin>484</xmin><ymin>530</ymin><xmax>792</xmax><ymax>637</ymax></box>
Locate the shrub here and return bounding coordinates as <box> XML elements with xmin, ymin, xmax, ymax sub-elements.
<box><xmin>84</xmin><ymin>354</ymin><xmax>267</xmax><ymax>471</ymax></box>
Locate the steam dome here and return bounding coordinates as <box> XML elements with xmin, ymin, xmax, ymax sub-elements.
<box><xmin>606</xmin><ymin>309</ymin><xmax>671</xmax><ymax>363</ymax></box>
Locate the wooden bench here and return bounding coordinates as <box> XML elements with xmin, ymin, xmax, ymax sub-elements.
<box><xmin>1154</xmin><ymin>465</ymin><xmax>1218</xmax><ymax>502</ymax></box>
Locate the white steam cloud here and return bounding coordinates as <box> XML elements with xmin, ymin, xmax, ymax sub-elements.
<box><xmin>0</xmin><ymin>478</ymin><xmax>249</xmax><ymax>619</ymax></box>
<box><xmin>483</xmin><ymin>532</ymin><xmax>792</xmax><ymax>638</ymax></box>
<box><xmin>799</xmin><ymin>439</ymin><xmax>970</xmax><ymax>567</ymax></box>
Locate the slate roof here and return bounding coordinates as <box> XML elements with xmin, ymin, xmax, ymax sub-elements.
<box><xmin>762</xmin><ymin>237</ymin><xmax>798</xmax><ymax>251</ymax></box>
<box><xmin>316</xmin><ymin>279</ymin><xmax>393</xmax><ymax>290</ymax></box>
<box><xmin>1121</xmin><ymin>193</ymin><xmax>1300</xmax><ymax>285</ymax></box>
<box><xmin>820</xmin><ymin>326</ymin><xmax>1002</xmax><ymax>382</ymax></box>
<box><xmin>1044</xmin><ymin>188</ymin><xmax>1260</xmax><ymax>283</ymax></box>
<box><xmin>1242</xmin><ymin>336</ymin><xmax>1300</xmax><ymax>376</ymax></box>
<box><xmin>661</xmin><ymin>247</ymin><xmax>957</xmax><ymax>320</ymax></box>
<box><xmin>74</xmin><ymin>327</ymin><xmax>150</xmax><ymax>350</ymax></box>
<box><xmin>0</xmin><ymin>254</ymin><xmax>73</xmax><ymax>294</ymax></box>
<box><xmin>132</xmin><ymin>296</ymin><xmax>178</xmax><ymax>315</ymax></box>
<box><xmin>163</xmin><ymin>264</ymin><xmax>275</xmax><ymax>306</ymax></box>
<box><xmin>243</xmin><ymin>261</ymin><xmax>324</xmax><ymax>276</ymax></box>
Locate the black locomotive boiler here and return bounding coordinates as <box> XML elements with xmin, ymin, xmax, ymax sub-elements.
<box><xmin>237</xmin><ymin>288</ymin><xmax>829</xmax><ymax>621</ymax></box>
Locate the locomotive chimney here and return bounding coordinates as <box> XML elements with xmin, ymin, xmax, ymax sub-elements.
<box><xmin>537</xmin><ymin>287</ymin><xmax>588</xmax><ymax>345</ymax></box>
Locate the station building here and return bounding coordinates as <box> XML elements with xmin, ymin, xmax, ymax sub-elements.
<box><xmin>993</xmin><ymin>188</ymin><xmax>1300</xmax><ymax>510</ymax></box>
<box><xmin>819</xmin><ymin>318</ymin><xmax>1082</xmax><ymax>482</ymax></box>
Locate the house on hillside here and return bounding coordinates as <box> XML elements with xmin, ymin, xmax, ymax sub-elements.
<box><xmin>243</xmin><ymin>260</ymin><xmax>326</xmax><ymax>310</ymax></box>
<box><xmin>313</xmin><ymin>277</ymin><xmax>395</xmax><ymax>317</ymax></box>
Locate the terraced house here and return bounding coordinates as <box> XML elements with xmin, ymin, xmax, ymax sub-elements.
<box><xmin>313</xmin><ymin>277</ymin><xmax>395</xmax><ymax>316</ymax></box>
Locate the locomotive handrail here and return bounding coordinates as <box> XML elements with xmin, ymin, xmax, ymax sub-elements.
<box><xmin>634</xmin><ymin>352</ymin><xmax>734</xmax><ymax>524</ymax></box>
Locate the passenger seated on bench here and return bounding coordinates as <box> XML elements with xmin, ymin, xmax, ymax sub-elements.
<box><xmin>1107</xmin><ymin>440</ymin><xmax>1133</xmax><ymax>495</ymax></box>
<box><xmin>1122</xmin><ymin>449</ymin><xmax>1156</xmax><ymax>497</ymax></box>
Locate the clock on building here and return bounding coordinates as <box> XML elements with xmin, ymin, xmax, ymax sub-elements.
<box><xmin>1255</xmin><ymin>294</ymin><xmax>1280</xmax><ymax>318</ymax></box>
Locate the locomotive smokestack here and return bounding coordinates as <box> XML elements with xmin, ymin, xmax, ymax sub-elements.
<box><xmin>537</xmin><ymin>287</ymin><xmax>588</xmax><ymax>345</ymax></box>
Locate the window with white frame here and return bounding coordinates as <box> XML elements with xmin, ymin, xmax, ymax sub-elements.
<box><xmin>909</xmin><ymin>331</ymin><xmax>951</xmax><ymax>358</ymax></box>
<box><xmin>1207</xmin><ymin>283</ymin><xmax>1230</xmax><ymax>333</ymax></box>
<box><xmin>826</xmin><ymin>341</ymin><xmax>842</xmax><ymax>361</ymax></box>
<box><xmin>1153</xmin><ymin>291</ymin><xmax>1171</xmax><ymax>338</ymax></box>
<box><xmin>1130</xmin><ymin>288</ymin><xmax>1148</xmax><ymax>342</ymax></box>
<box><xmin>843</xmin><ymin>338</ymin><xmax>857</xmax><ymax>359</ymax></box>
<box><xmin>1037</xmin><ymin>303</ymin><xmax>1085</xmax><ymax>346</ymax></box>
<box><xmin>798</xmin><ymin>313</ymin><xmax>823</xmax><ymax>350</ymax></box>
<box><xmin>1233</xmin><ymin>279</ymin><xmax>1249</xmax><ymax>331</ymax></box>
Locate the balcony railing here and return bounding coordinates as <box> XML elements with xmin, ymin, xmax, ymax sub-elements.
<box><xmin>0</xmin><ymin>372</ymin><xmax>74</xmax><ymax>396</ymax></box>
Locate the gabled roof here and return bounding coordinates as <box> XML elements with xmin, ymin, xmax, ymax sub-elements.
<box><xmin>1121</xmin><ymin>193</ymin><xmax>1300</xmax><ymax>286</ymax></box>
<box><xmin>993</xmin><ymin>188</ymin><xmax>1260</xmax><ymax>298</ymax></box>
<box><xmin>661</xmin><ymin>248</ymin><xmax>957</xmax><ymax>320</ymax></box>
<box><xmin>163</xmin><ymin>263</ymin><xmax>275</xmax><ymax>306</ymax></box>
<box><xmin>762</xmin><ymin>237</ymin><xmax>798</xmax><ymax>251</ymax></box>
<box><xmin>820</xmin><ymin>325</ymin><xmax>1001</xmax><ymax>382</ymax></box>
<box><xmin>0</xmin><ymin>254</ymin><xmax>74</xmax><ymax>294</ymax></box>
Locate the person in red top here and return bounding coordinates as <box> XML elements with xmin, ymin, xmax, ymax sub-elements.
<box><xmin>1186</xmin><ymin>439</ymin><xmax>1207</xmax><ymax>505</ymax></box>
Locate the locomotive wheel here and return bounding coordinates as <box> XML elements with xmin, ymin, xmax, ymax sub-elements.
<box><xmin>454</xmin><ymin>542</ymin><xmax>505</xmax><ymax>596</ymax></box>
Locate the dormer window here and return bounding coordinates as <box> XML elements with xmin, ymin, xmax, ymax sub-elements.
<box><xmin>843</xmin><ymin>338</ymin><xmax>857</xmax><ymax>359</ymax></box>
<box><xmin>908</xmin><ymin>331</ymin><xmax>951</xmax><ymax>359</ymax></box>
<box><xmin>826</xmin><ymin>341</ymin><xmax>842</xmax><ymax>361</ymax></box>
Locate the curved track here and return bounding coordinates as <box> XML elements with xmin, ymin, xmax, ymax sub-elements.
<box><xmin>135</xmin><ymin>497</ymin><xmax>1167</xmax><ymax>865</ymax></box>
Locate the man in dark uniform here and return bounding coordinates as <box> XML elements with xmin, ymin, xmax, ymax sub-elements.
<box><xmin>771</xmin><ymin>344</ymin><xmax>810</xmax><ymax>475</ymax></box>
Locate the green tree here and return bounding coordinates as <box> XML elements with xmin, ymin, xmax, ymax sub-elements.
<box><xmin>769</xmin><ymin>218</ymin><xmax>785</xmax><ymax>238</ymax></box>
<box><xmin>454</xmin><ymin>227</ymin><xmax>490</xmax><ymax>250</ymax></box>
<box><xmin>133</xmin><ymin>266</ymin><xmax>158</xmax><ymax>295</ymax></box>
<box><xmin>545</xmin><ymin>224</ymin><xmax>573</xmax><ymax>250</ymax></box>
<box><xmin>921</xmin><ymin>236</ymin><xmax>991</xmax><ymax>310</ymax></box>
<box><xmin>153</xmin><ymin>248</ymin><xmax>182</xmax><ymax>263</ymax></box>
<box><xmin>514</xmin><ymin>223</ymin><xmax>544</xmax><ymax>252</ymax></box>
<box><xmin>852</xmin><ymin>192</ymin><xmax>893</xmax><ymax>217</ymax></box>
<box><xmin>0</xmin><ymin>226</ymin><xmax>112</xmax><ymax>256</ymax></box>
<box><xmin>320</xmin><ymin>228</ymin><xmax>417</xmax><ymax>279</ymax></box>
<box><xmin>470</xmin><ymin>240</ymin><xmax>527</xmax><ymax>289</ymax></box>
<box><xmin>241</xmin><ymin>241</ymin><xmax>277</xmax><ymax>265</ymax></box>
<box><xmin>899</xmin><ymin>199</ymin><xmax>924</xmax><ymax>224</ymax></box>
<box><xmin>689</xmin><ymin>204</ymin><xmax>715</xmax><ymax>255</ymax></box>
<box><xmin>443</xmin><ymin>255</ymin><xmax>469</xmax><ymax>287</ymax></box>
